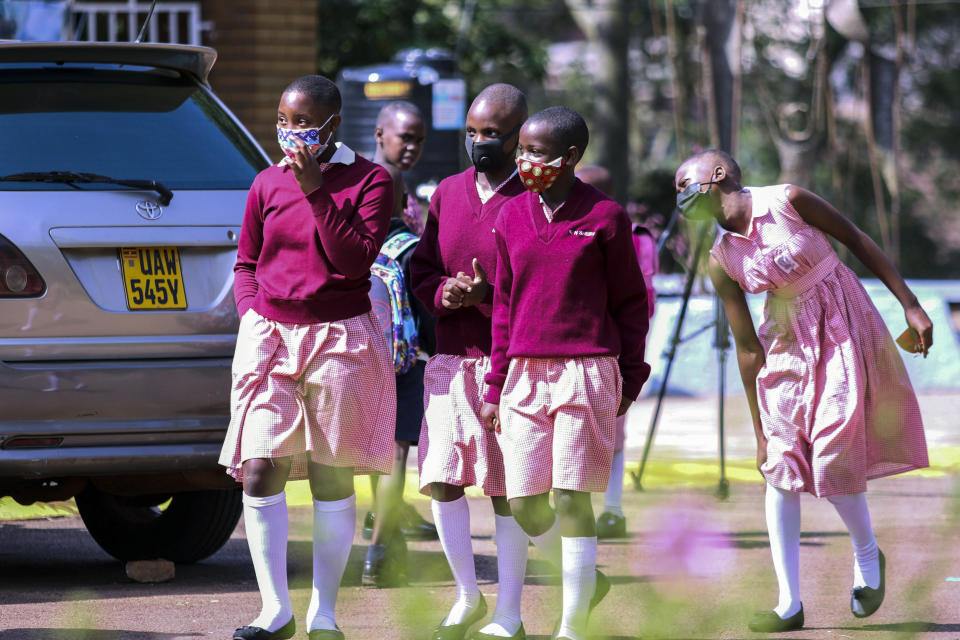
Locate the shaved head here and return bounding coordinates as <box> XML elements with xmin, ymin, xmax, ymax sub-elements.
<box><xmin>284</xmin><ymin>75</ymin><xmax>341</xmax><ymax>112</ymax></box>
<box><xmin>677</xmin><ymin>149</ymin><xmax>742</xmax><ymax>188</ymax></box>
<box><xmin>470</xmin><ymin>83</ymin><xmax>528</xmax><ymax>123</ymax></box>
<box><xmin>376</xmin><ymin>101</ymin><xmax>423</xmax><ymax>129</ymax></box>
<box><xmin>525</xmin><ymin>106</ymin><xmax>589</xmax><ymax>157</ymax></box>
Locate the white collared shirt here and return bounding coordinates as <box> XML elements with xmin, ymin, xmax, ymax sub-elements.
<box><xmin>476</xmin><ymin>169</ymin><xmax>518</xmax><ymax>204</ymax></box>
<box><xmin>278</xmin><ymin>141</ymin><xmax>356</xmax><ymax>167</ymax></box>
<box><xmin>539</xmin><ymin>193</ymin><xmax>567</xmax><ymax>223</ymax></box>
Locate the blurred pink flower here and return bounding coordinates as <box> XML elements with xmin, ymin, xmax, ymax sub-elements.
<box><xmin>634</xmin><ymin>498</ymin><xmax>736</xmax><ymax>579</ymax></box>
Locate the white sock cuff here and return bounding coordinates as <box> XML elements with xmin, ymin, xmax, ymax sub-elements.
<box><xmin>433</xmin><ymin>495</ymin><xmax>468</xmax><ymax>513</ymax></box>
<box><xmin>313</xmin><ymin>494</ymin><xmax>356</xmax><ymax>512</ymax></box>
<box><xmin>561</xmin><ymin>536</ymin><xmax>598</xmax><ymax>551</ymax></box>
<box><xmin>494</xmin><ymin>513</ymin><xmax>524</xmax><ymax>531</ymax></box>
<box><xmin>243</xmin><ymin>491</ymin><xmax>286</xmax><ymax>508</ymax></box>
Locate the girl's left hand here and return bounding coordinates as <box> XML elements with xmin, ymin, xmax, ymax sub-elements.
<box><xmin>905</xmin><ymin>303</ymin><xmax>933</xmax><ymax>358</ymax></box>
<box><xmin>616</xmin><ymin>396</ymin><xmax>632</xmax><ymax>417</ymax></box>
<box><xmin>480</xmin><ymin>402</ymin><xmax>501</xmax><ymax>433</ymax></box>
<box><xmin>289</xmin><ymin>138</ymin><xmax>324</xmax><ymax>194</ymax></box>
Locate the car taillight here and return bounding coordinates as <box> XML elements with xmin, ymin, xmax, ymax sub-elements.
<box><xmin>0</xmin><ymin>235</ymin><xmax>45</xmax><ymax>297</ymax></box>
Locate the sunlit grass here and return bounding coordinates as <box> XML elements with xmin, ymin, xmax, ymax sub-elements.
<box><xmin>4</xmin><ymin>448</ymin><xmax>959</xmax><ymax>518</ymax></box>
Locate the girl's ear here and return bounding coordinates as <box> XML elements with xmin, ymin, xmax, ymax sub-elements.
<box><xmin>714</xmin><ymin>165</ymin><xmax>727</xmax><ymax>183</ymax></box>
<box><xmin>566</xmin><ymin>145</ymin><xmax>581</xmax><ymax>167</ymax></box>
<box><xmin>374</xmin><ymin>126</ymin><xmax>384</xmax><ymax>145</ymax></box>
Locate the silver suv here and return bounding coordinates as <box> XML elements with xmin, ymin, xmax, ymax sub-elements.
<box><xmin>0</xmin><ymin>42</ymin><xmax>269</xmax><ymax>562</ymax></box>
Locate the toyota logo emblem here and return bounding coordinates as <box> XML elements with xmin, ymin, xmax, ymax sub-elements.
<box><xmin>136</xmin><ymin>201</ymin><xmax>163</xmax><ymax>220</ymax></box>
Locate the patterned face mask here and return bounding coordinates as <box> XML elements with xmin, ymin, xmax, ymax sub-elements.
<box><xmin>516</xmin><ymin>154</ymin><xmax>566</xmax><ymax>193</ymax></box>
<box><xmin>277</xmin><ymin>113</ymin><xmax>335</xmax><ymax>164</ymax></box>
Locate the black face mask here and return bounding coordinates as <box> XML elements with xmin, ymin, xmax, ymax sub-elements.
<box><xmin>464</xmin><ymin>123</ymin><xmax>522</xmax><ymax>173</ymax></box>
<box><xmin>676</xmin><ymin>180</ymin><xmax>718</xmax><ymax>219</ymax></box>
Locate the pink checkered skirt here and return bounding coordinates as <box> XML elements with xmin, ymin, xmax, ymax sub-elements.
<box><xmin>219</xmin><ymin>309</ymin><xmax>396</xmax><ymax>482</ymax></box>
<box><xmin>417</xmin><ymin>355</ymin><xmax>507</xmax><ymax>496</ymax></box>
<box><xmin>498</xmin><ymin>356</ymin><xmax>621</xmax><ymax>499</ymax></box>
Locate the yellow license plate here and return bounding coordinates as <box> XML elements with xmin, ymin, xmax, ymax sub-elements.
<box><xmin>119</xmin><ymin>247</ymin><xmax>187</xmax><ymax>310</ymax></box>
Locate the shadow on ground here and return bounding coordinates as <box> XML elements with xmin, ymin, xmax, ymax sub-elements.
<box><xmin>815</xmin><ymin>622</ymin><xmax>960</xmax><ymax>633</ymax></box>
<box><xmin>0</xmin><ymin>630</ymin><xmax>200</xmax><ymax>639</ymax></box>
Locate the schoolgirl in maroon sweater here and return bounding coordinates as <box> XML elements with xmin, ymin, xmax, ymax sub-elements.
<box><xmin>220</xmin><ymin>75</ymin><xmax>395</xmax><ymax>640</ymax></box>
<box><xmin>481</xmin><ymin>107</ymin><xmax>650</xmax><ymax>640</ymax></box>
<box><xmin>410</xmin><ymin>83</ymin><xmax>532</xmax><ymax>640</ymax></box>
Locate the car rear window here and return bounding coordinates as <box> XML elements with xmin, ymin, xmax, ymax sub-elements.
<box><xmin>0</xmin><ymin>66</ymin><xmax>267</xmax><ymax>190</ymax></box>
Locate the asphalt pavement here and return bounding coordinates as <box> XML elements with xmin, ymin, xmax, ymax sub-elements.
<box><xmin>1</xmin><ymin>392</ymin><xmax>958</xmax><ymax>640</ymax></box>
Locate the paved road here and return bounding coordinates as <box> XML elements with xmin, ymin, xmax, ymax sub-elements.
<box><xmin>1</xmin><ymin>392</ymin><xmax>958</xmax><ymax>639</ymax></box>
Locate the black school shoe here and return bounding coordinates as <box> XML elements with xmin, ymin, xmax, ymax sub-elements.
<box><xmin>307</xmin><ymin>627</ymin><xmax>345</xmax><ymax>640</ymax></box>
<box><xmin>362</xmin><ymin>538</ymin><xmax>409</xmax><ymax>588</ymax></box>
<box><xmin>233</xmin><ymin>617</ymin><xmax>295</xmax><ymax>640</ymax></box>
<box><xmin>747</xmin><ymin>605</ymin><xmax>804</xmax><ymax>632</ymax></box>
<box><xmin>851</xmin><ymin>549</ymin><xmax>886</xmax><ymax>618</ymax></box>
<box><xmin>362</xmin><ymin>503</ymin><xmax>440</xmax><ymax>541</ymax></box>
<box><xmin>431</xmin><ymin>595</ymin><xmax>488</xmax><ymax>640</ymax></box>
<box><xmin>399</xmin><ymin>501</ymin><xmax>440</xmax><ymax>540</ymax></box>
<box><xmin>596</xmin><ymin>511</ymin><xmax>627</xmax><ymax>539</ymax></box>
<box><xmin>361</xmin><ymin>511</ymin><xmax>376</xmax><ymax>540</ymax></box>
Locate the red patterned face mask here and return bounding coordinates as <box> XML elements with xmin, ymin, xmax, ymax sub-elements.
<box><xmin>516</xmin><ymin>154</ymin><xmax>566</xmax><ymax>193</ymax></box>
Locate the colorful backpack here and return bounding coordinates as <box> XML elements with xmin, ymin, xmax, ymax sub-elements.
<box><xmin>370</xmin><ymin>232</ymin><xmax>421</xmax><ymax>374</ymax></box>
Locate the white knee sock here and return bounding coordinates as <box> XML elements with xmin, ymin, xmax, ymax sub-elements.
<box><xmin>477</xmin><ymin>514</ymin><xmax>528</xmax><ymax>637</ymax></box>
<box><xmin>556</xmin><ymin>536</ymin><xmax>597</xmax><ymax>640</ymax></box>
<box><xmin>766</xmin><ymin>485</ymin><xmax>802</xmax><ymax>619</ymax></box>
<box><xmin>529</xmin><ymin>515</ymin><xmax>562</xmax><ymax>569</ymax></box>
<box><xmin>243</xmin><ymin>491</ymin><xmax>293</xmax><ymax>632</ymax></box>
<box><xmin>432</xmin><ymin>496</ymin><xmax>483</xmax><ymax>625</ymax></box>
<box><xmin>603</xmin><ymin>449</ymin><xmax>625</xmax><ymax>517</ymax></box>
<box><xmin>306</xmin><ymin>494</ymin><xmax>356</xmax><ymax>632</ymax></box>
<box><xmin>827</xmin><ymin>492</ymin><xmax>880</xmax><ymax>589</ymax></box>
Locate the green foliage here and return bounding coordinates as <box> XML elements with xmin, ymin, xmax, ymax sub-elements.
<box><xmin>316</xmin><ymin>0</ymin><xmax>555</xmax><ymax>98</ymax></box>
<box><xmin>315</xmin><ymin>0</ymin><xmax>960</xmax><ymax>276</ymax></box>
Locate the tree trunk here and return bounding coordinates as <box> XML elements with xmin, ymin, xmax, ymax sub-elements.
<box><xmin>566</xmin><ymin>0</ymin><xmax>631</xmax><ymax>203</ymax></box>
<box><xmin>699</xmin><ymin>0</ymin><xmax>739</xmax><ymax>153</ymax></box>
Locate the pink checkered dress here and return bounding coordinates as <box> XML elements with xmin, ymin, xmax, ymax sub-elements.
<box><xmin>498</xmin><ymin>356</ymin><xmax>621</xmax><ymax>499</ymax></box>
<box><xmin>219</xmin><ymin>309</ymin><xmax>396</xmax><ymax>482</ymax></box>
<box><xmin>711</xmin><ymin>185</ymin><xmax>928</xmax><ymax>497</ymax></box>
<box><xmin>417</xmin><ymin>355</ymin><xmax>507</xmax><ymax>496</ymax></box>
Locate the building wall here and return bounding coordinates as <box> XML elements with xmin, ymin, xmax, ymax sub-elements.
<box><xmin>201</xmin><ymin>0</ymin><xmax>319</xmax><ymax>160</ymax></box>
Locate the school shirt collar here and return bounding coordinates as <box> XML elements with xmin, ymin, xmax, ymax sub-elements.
<box><xmin>328</xmin><ymin>142</ymin><xmax>355</xmax><ymax>165</ymax></box>
<box><xmin>277</xmin><ymin>141</ymin><xmax>356</xmax><ymax>167</ymax></box>
<box><xmin>476</xmin><ymin>168</ymin><xmax>518</xmax><ymax>204</ymax></box>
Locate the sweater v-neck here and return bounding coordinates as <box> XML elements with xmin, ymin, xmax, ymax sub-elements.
<box><xmin>465</xmin><ymin>168</ymin><xmax>519</xmax><ymax>220</ymax></box>
<box><xmin>530</xmin><ymin>181</ymin><xmax>583</xmax><ymax>243</ymax></box>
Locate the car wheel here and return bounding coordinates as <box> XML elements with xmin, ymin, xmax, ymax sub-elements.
<box><xmin>75</xmin><ymin>486</ymin><xmax>243</xmax><ymax>563</ymax></box>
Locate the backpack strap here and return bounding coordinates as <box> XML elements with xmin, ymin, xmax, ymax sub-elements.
<box><xmin>380</xmin><ymin>231</ymin><xmax>419</xmax><ymax>261</ymax></box>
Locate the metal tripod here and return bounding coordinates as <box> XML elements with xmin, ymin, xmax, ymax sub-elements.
<box><xmin>630</xmin><ymin>214</ymin><xmax>731</xmax><ymax>499</ymax></box>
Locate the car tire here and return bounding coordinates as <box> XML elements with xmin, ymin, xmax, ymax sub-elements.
<box><xmin>75</xmin><ymin>486</ymin><xmax>243</xmax><ymax>563</ymax></box>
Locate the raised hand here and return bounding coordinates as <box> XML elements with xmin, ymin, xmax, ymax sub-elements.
<box><xmin>455</xmin><ymin>258</ymin><xmax>489</xmax><ymax>308</ymax></box>
<box><xmin>289</xmin><ymin>137</ymin><xmax>324</xmax><ymax>194</ymax></box>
